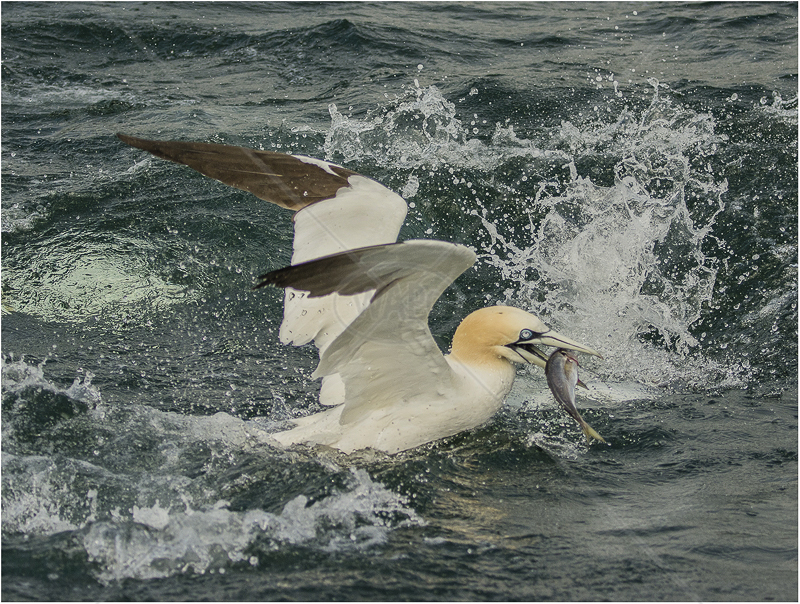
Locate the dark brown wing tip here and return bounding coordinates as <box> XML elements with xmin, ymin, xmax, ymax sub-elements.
<box><xmin>116</xmin><ymin>132</ymin><xmax>359</xmax><ymax>212</ymax></box>
<box><xmin>116</xmin><ymin>132</ymin><xmax>179</xmax><ymax>160</ymax></box>
<box><xmin>117</xmin><ymin>132</ymin><xmax>148</xmax><ymax>148</ymax></box>
<box><xmin>253</xmin><ymin>263</ymin><xmax>296</xmax><ymax>290</ymax></box>
<box><xmin>252</xmin><ymin>262</ymin><xmax>320</xmax><ymax>293</ymax></box>
<box><xmin>251</xmin><ymin>244</ymin><xmax>392</xmax><ymax>297</ymax></box>
<box><xmin>252</xmin><ymin>273</ymin><xmax>277</xmax><ymax>290</ymax></box>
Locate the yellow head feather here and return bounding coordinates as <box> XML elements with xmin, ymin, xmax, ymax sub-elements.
<box><xmin>450</xmin><ymin>306</ymin><xmax>548</xmax><ymax>366</ymax></box>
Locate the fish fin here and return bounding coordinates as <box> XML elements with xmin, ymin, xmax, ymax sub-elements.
<box><xmin>579</xmin><ymin>420</ymin><xmax>606</xmax><ymax>444</ymax></box>
<box><xmin>577</xmin><ymin>379</ymin><xmax>589</xmax><ymax>390</ymax></box>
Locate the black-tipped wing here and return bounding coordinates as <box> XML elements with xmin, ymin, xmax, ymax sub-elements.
<box><xmin>256</xmin><ymin>243</ymin><xmax>405</xmax><ymax>297</ymax></box>
<box><xmin>117</xmin><ymin>133</ymin><xmax>356</xmax><ymax>210</ymax></box>
<box><xmin>258</xmin><ymin>240</ymin><xmax>477</xmax><ymax>424</ymax></box>
<box><xmin>118</xmin><ymin>132</ymin><xmax>409</xmax><ymax>352</ymax></box>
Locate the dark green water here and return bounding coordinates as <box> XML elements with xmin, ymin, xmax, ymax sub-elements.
<box><xmin>2</xmin><ymin>2</ymin><xmax>797</xmax><ymax>601</ymax></box>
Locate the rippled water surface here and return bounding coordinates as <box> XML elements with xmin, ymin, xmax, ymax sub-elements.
<box><xmin>2</xmin><ymin>2</ymin><xmax>797</xmax><ymax>601</ymax></box>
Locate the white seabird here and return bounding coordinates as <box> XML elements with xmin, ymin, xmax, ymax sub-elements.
<box><xmin>118</xmin><ymin>133</ymin><xmax>602</xmax><ymax>454</ymax></box>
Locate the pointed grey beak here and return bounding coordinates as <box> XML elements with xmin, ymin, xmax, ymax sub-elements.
<box><xmin>507</xmin><ymin>328</ymin><xmax>602</xmax><ymax>369</ymax></box>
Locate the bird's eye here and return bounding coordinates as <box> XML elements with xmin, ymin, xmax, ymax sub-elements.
<box><xmin>519</xmin><ymin>329</ymin><xmax>535</xmax><ymax>341</ymax></box>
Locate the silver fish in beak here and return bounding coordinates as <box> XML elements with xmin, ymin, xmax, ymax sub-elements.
<box><xmin>508</xmin><ymin>326</ymin><xmax>601</xmax><ymax>390</ymax></box>
<box><xmin>545</xmin><ymin>349</ymin><xmax>606</xmax><ymax>443</ymax></box>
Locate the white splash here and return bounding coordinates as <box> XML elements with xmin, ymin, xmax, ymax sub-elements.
<box><xmin>481</xmin><ymin>81</ymin><xmax>739</xmax><ymax>389</ymax></box>
<box><xmin>2</xmin><ymin>356</ymin><xmax>102</xmax><ymax>407</ymax></box>
<box><xmin>83</xmin><ymin>468</ymin><xmax>422</xmax><ymax>584</ymax></box>
<box><xmin>757</xmin><ymin>91</ymin><xmax>798</xmax><ymax>125</ymax></box>
<box><xmin>320</xmin><ymin>80</ymin><xmax>745</xmax><ymax>390</ymax></box>
<box><xmin>2</xmin><ymin>358</ymin><xmax>105</xmax><ymax>534</ymax></box>
<box><xmin>325</xmin><ymin>83</ymin><xmax>499</xmax><ymax>170</ymax></box>
<box><xmin>2</xmin><ymin>359</ymin><xmax>423</xmax><ymax>584</ymax></box>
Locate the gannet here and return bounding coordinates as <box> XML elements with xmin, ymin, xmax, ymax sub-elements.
<box><xmin>117</xmin><ymin>133</ymin><xmax>602</xmax><ymax>454</ymax></box>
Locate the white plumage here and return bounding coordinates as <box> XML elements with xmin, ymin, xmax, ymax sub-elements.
<box><xmin>118</xmin><ymin>133</ymin><xmax>602</xmax><ymax>453</ymax></box>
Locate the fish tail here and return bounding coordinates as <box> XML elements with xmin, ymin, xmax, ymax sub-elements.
<box><xmin>579</xmin><ymin>419</ymin><xmax>606</xmax><ymax>444</ymax></box>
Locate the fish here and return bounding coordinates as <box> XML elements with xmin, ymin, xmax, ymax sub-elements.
<box><xmin>545</xmin><ymin>349</ymin><xmax>606</xmax><ymax>443</ymax></box>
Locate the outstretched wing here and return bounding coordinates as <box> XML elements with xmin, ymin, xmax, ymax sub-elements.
<box><xmin>117</xmin><ymin>133</ymin><xmax>408</xmax><ymax>355</ymax></box>
<box><xmin>257</xmin><ymin>240</ymin><xmax>477</xmax><ymax>423</ymax></box>
<box><xmin>117</xmin><ymin>133</ymin><xmax>358</xmax><ymax>210</ymax></box>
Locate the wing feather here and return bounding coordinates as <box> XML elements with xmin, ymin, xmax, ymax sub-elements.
<box><xmin>117</xmin><ymin>133</ymin><xmax>356</xmax><ymax>210</ymax></box>
<box><xmin>258</xmin><ymin>240</ymin><xmax>477</xmax><ymax>424</ymax></box>
<box><xmin>119</xmin><ymin>133</ymin><xmax>485</xmax><ymax>435</ymax></box>
<box><xmin>118</xmin><ymin>133</ymin><xmax>407</xmax><ymax>353</ymax></box>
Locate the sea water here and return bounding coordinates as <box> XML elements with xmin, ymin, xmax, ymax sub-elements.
<box><xmin>2</xmin><ymin>2</ymin><xmax>796</xmax><ymax>600</ymax></box>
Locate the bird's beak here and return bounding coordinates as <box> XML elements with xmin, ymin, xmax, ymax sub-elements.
<box><xmin>507</xmin><ymin>329</ymin><xmax>602</xmax><ymax>369</ymax></box>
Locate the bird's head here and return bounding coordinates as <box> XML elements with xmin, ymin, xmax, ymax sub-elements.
<box><xmin>450</xmin><ymin>306</ymin><xmax>601</xmax><ymax>368</ymax></box>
